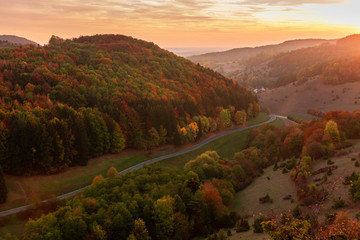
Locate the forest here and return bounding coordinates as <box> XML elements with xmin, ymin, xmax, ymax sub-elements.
<box><xmin>0</xmin><ymin>34</ymin><xmax>258</xmax><ymax>176</ymax></box>
<box><xmin>2</xmin><ymin>110</ymin><xmax>360</xmax><ymax>239</ymax></box>
<box><xmin>234</xmin><ymin>34</ymin><xmax>360</xmax><ymax>89</ymax></box>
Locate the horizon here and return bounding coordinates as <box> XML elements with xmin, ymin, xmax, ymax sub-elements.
<box><xmin>1</xmin><ymin>0</ymin><xmax>359</xmax><ymax>48</ymax></box>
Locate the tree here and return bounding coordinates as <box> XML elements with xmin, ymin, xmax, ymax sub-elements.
<box><xmin>110</xmin><ymin>124</ymin><xmax>126</xmax><ymax>153</ymax></box>
<box><xmin>324</xmin><ymin>120</ymin><xmax>340</xmax><ymax>143</ymax></box>
<box><xmin>220</xmin><ymin>109</ymin><xmax>232</xmax><ymax>127</ymax></box>
<box><xmin>234</xmin><ymin>110</ymin><xmax>246</xmax><ymax>125</ymax></box>
<box><xmin>92</xmin><ymin>174</ymin><xmax>105</xmax><ymax>185</ymax></box>
<box><xmin>148</xmin><ymin>127</ymin><xmax>160</xmax><ymax>147</ymax></box>
<box><xmin>153</xmin><ymin>196</ymin><xmax>175</xmax><ymax>239</ymax></box>
<box><xmin>0</xmin><ymin>166</ymin><xmax>7</xmax><ymax>204</ymax></box>
<box><xmin>107</xmin><ymin>166</ymin><xmax>118</xmax><ymax>178</ymax></box>
<box><xmin>132</xmin><ymin>218</ymin><xmax>151</xmax><ymax>240</ymax></box>
<box><xmin>247</xmin><ymin>103</ymin><xmax>254</xmax><ymax>119</ymax></box>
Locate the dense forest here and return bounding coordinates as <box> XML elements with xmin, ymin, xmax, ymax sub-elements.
<box><xmin>3</xmin><ymin>110</ymin><xmax>360</xmax><ymax>239</ymax></box>
<box><xmin>0</xmin><ymin>34</ymin><xmax>258</xmax><ymax>176</ymax></box>
<box><xmin>261</xmin><ymin>34</ymin><xmax>360</xmax><ymax>88</ymax></box>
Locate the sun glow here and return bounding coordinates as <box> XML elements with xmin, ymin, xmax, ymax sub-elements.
<box><xmin>0</xmin><ymin>0</ymin><xmax>359</xmax><ymax>47</ymax></box>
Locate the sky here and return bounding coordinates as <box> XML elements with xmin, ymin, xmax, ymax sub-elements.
<box><xmin>1</xmin><ymin>0</ymin><xmax>359</xmax><ymax>48</ymax></box>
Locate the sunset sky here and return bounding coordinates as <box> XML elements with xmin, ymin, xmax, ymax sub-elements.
<box><xmin>1</xmin><ymin>0</ymin><xmax>359</xmax><ymax>48</ymax></box>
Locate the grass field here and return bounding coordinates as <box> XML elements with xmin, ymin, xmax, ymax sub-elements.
<box><xmin>259</xmin><ymin>76</ymin><xmax>360</xmax><ymax>120</ymax></box>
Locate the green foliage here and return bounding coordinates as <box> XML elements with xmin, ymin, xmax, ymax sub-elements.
<box><xmin>292</xmin><ymin>205</ymin><xmax>302</xmax><ymax>219</ymax></box>
<box><xmin>332</xmin><ymin>197</ymin><xmax>346</xmax><ymax>209</ymax></box>
<box><xmin>253</xmin><ymin>215</ymin><xmax>267</xmax><ymax>233</ymax></box>
<box><xmin>220</xmin><ymin>109</ymin><xmax>232</xmax><ymax>128</ymax></box>
<box><xmin>350</xmin><ymin>176</ymin><xmax>360</xmax><ymax>201</ymax></box>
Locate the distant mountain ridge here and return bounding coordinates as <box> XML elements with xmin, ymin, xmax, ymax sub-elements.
<box><xmin>0</xmin><ymin>35</ymin><xmax>39</xmax><ymax>45</ymax></box>
<box><xmin>189</xmin><ymin>39</ymin><xmax>333</xmax><ymax>63</ymax></box>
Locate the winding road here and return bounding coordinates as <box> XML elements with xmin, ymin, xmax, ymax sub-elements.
<box><xmin>0</xmin><ymin>114</ymin><xmax>278</xmax><ymax>217</ymax></box>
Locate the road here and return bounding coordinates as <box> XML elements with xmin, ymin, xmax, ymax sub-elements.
<box><xmin>0</xmin><ymin>114</ymin><xmax>277</xmax><ymax>217</ymax></box>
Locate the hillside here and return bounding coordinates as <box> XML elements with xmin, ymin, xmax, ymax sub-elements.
<box><xmin>259</xmin><ymin>39</ymin><xmax>360</xmax><ymax>118</ymax></box>
<box><xmin>189</xmin><ymin>35</ymin><xmax>360</xmax><ymax>90</ymax></box>
<box><xmin>259</xmin><ymin>76</ymin><xmax>360</xmax><ymax>119</ymax></box>
<box><xmin>0</xmin><ymin>34</ymin><xmax>257</xmax><ymax>176</ymax></box>
<box><xmin>189</xmin><ymin>39</ymin><xmax>330</xmax><ymax>64</ymax></box>
<box><xmin>188</xmin><ymin>39</ymin><xmax>332</xmax><ymax>87</ymax></box>
<box><xmin>0</xmin><ymin>35</ymin><xmax>39</xmax><ymax>46</ymax></box>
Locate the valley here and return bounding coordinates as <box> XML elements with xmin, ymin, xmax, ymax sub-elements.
<box><xmin>2</xmin><ymin>0</ymin><xmax>360</xmax><ymax>239</ymax></box>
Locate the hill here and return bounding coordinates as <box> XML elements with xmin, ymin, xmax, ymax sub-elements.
<box><xmin>0</xmin><ymin>35</ymin><xmax>39</xmax><ymax>46</ymax></box>
<box><xmin>188</xmin><ymin>39</ymin><xmax>332</xmax><ymax>87</ymax></box>
<box><xmin>189</xmin><ymin>35</ymin><xmax>360</xmax><ymax>90</ymax></box>
<box><xmin>0</xmin><ymin>34</ymin><xmax>257</xmax><ymax>176</ymax></box>
<box><xmin>259</xmin><ymin>35</ymin><xmax>360</xmax><ymax>118</ymax></box>
<box><xmin>189</xmin><ymin>39</ymin><xmax>331</xmax><ymax>64</ymax></box>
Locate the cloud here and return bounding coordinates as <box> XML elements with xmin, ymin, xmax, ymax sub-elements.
<box><xmin>239</xmin><ymin>0</ymin><xmax>346</xmax><ymax>6</ymax></box>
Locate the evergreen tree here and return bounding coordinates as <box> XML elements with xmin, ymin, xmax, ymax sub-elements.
<box><xmin>0</xmin><ymin>166</ymin><xmax>7</xmax><ymax>204</ymax></box>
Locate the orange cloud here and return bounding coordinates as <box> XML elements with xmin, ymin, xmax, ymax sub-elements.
<box><xmin>0</xmin><ymin>0</ymin><xmax>358</xmax><ymax>48</ymax></box>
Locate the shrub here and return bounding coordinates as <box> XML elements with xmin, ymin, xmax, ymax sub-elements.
<box><xmin>273</xmin><ymin>163</ymin><xmax>279</xmax><ymax>171</ymax></box>
<box><xmin>282</xmin><ymin>168</ymin><xmax>289</xmax><ymax>174</ymax></box>
<box><xmin>259</xmin><ymin>194</ymin><xmax>272</xmax><ymax>204</ymax></box>
<box><xmin>343</xmin><ymin>172</ymin><xmax>359</xmax><ymax>185</ymax></box>
<box><xmin>332</xmin><ymin>197</ymin><xmax>346</xmax><ymax>209</ymax></box>
<box><xmin>292</xmin><ymin>205</ymin><xmax>302</xmax><ymax>219</ymax></box>
<box><xmin>355</xmin><ymin>161</ymin><xmax>360</xmax><ymax>167</ymax></box>
<box><xmin>253</xmin><ymin>216</ymin><xmax>268</xmax><ymax>233</ymax></box>
<box><xmin>236</xmin><ymin>219</ymin><xmax>250</xmax><ymax>232</ymax></box>
<box><xmin>327</xmin><ymin>159</ymin><xmax>334</xmax><ymax>165</ymax></box>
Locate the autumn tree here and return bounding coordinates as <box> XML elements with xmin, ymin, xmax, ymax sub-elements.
<box><xmin>324</xmin><ymin>120</ymin><xmax>340</xmax><ymax>143</ymax></box>
<box><xmin>107</xmin><ymin>166</ymin><xmax>118</xmax><ymax>178</ymax></box>
<box><xmin>132</xmin><ymin>218</ymin><xmax>151</xmax><ymax>240</ymax></box>
<box><xmin>234</xmin><ymin>110</ymin><xmax>246</xmax><ymax>125</ymax></box>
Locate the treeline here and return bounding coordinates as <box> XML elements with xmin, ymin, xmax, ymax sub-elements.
<box><xmin>0</xmin><ymin>34</ymin><xmax>258</xmax><ymax>176</ymax></box>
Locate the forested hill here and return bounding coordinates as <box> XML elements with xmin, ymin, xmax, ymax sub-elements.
<box><xmin>0</xmin><ymin>34</ymin><xmax>257</xmax><ymax>175</ymax></box>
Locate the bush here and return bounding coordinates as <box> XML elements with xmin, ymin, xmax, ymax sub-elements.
<box><xmin>343</xmin><ymin>172</ymin><xmax>359</xmax><ymax>185</ymax></box>
<box><xmin>327</xmin><ymin>159</ymin><xmax>334</xmax><ymax>165</ymax></box>
<box><xmin>259</xmin><ymin>194</ymin><xmax>272</xmax><ymax>204</ymax></box>
<box><xmin>207</xmin><ymin>229</ymin><xmax>229</xmax><ymax>240</ymax></box>
<box><xmin>325</xmin><ymin>213</ymin><xmax>337</xmax><ymax>225</ymax></box>
<box><xmin>355</xmin><ymin>161</ymin><xmax>360</xmax><ymax>167</ymax></box>
<box><xmin>332</xmin><ymin>197</ymin><xmax>346</xmax><ymax>209</ymax></box>
<box><xmin>253</xmin><ymin>216</ymin><xmax>268</xmax><ymax>233</ymax></box>
<box><xmin>292</xmin><ymin>205</ymin><xmax>302</xmax><ymax>219</ymax></box>
<box><xmin>282</xmin><ymin>168</ymin><xmax>289</xmax><ymax>174</ymax></box>
<box><xmin>236</xmin><ymin>219</ymin><xmax>250</xmax><ymax>232</ymax></box>
<box><xmin>273</xmin><ymin>163</ymin><xmax>279</xmax><ymax>171</ymax></box>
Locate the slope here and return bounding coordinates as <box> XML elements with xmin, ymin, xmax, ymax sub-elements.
<box><xmin>0</xmin><ymin>35</ymin><xmax>39</xmax><ymax>46</ymax></box>
<box><xmin>0</xmin><ymin>34</ymin><xmax>257</xmax><ymax>176</ymax></box>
